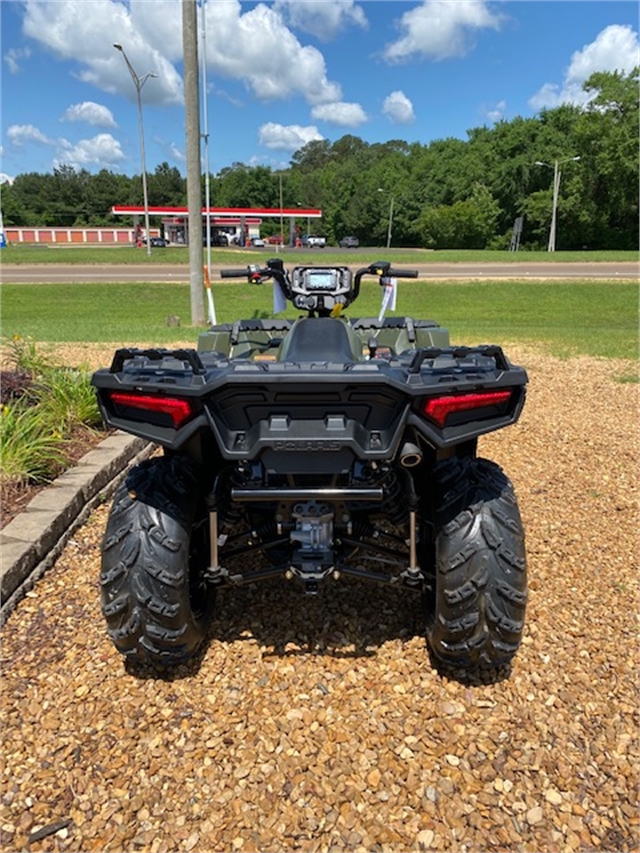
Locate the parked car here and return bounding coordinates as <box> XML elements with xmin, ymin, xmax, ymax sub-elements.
<box><xmin>142</xmin><ymin>236</ymin><xmax>168</xmax><ymax>248</ymax></box>
<box><xmin>251</xmin><ymin>237</ymin><xmax>266</xmax><ymax>248</ymax></box>
<box><xmin>266</xmin><ymin>234</ymin><xmax>284</xmax><ymax>245</ymax></box>
<box><xmin>339</xmin><ymin>236</ymin><xmax>359</xmax><ymax>248</ymax></box>
<box><xmin>204</xmin><ymin>233</ymin><xmax>229</xmax><ymax>246</ymax></box>
<box><xmin>302</xmin><ymin>235</ymin><xmax>326</xmax><ymax>248</ymax></box>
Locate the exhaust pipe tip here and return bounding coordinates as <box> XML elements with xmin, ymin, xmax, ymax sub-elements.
<box><xmin>399</xmin><ymin>442</ymin><xmax>423</xmax><ymax>468</ymax></box>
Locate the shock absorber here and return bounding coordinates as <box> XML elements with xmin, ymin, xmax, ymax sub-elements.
<box><xmin>378</xmin><ymin>467</ymin><xmax>409</xmax><ymax>527</ymax></box>
<box><xmin>216</xmin><ymin>466</ymin><xmax>250</xmax><ymax>529</ymax></box>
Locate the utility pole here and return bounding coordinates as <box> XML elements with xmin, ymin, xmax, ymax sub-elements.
<box><xmin>182</xmin><ymin>0</ymin><xmax>205</xmax><ymax>325</ymax></box>
<box><xmin>200</xmin><ymin>0</ymin><xmax>216</xmax><ymax>324</ymax></box>
<box><xmin>535</xmin><ymin>156</ymin><xmax>580</xmax><ymax>252</ymax></box>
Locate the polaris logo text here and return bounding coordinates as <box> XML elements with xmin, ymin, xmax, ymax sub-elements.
<box><xmin>273</xmin><ymin>440</ymin><xmax>342</xmax><ymax>451</ymax></box>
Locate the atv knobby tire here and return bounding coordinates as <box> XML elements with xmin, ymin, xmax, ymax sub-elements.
<box><xmin>427</xmin><ymin>457</ymin><xmax>527</xmax><ymax>672</ymax></box>
<box><xmin>100</xmin><ymin>455</ymin><xmax>215</xmax><ymax>669</ymax></box>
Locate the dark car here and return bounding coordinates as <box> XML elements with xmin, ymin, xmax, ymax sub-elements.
<box><xmin>204</xmin><ymin>233</ymin><xmax>229</xmax><ymax>246</ymax></box>
<box><xmin>141</xmin><ymin>236</ymin><xmax>168</xmax><ymax>248</ymax></box>
<box><xmin>339</xmin><ymin>236</ymin><xmax>359</xmax><ymax>248</ymax></box>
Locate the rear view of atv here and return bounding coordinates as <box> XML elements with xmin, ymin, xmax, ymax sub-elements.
<box><xmin>92</xmin><ymin>260</ymin><xmax>527</xmax><ymax>676</ymax></box>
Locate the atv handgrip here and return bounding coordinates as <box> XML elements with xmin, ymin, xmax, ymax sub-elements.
<box><xmin>387</xmin><ymin>268</ymin><xmax>419</xmax><ymax>279</ymax></box>
<box><xmin>220</xmin><ymin>267</ymin><xmax>250</xmax><ymax>279</ymax></box>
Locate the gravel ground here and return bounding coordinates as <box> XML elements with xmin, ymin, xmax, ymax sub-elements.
<box><xmin>1</xmin><ymin>346</ymin><xmax>638</xmax><ymax>853</ymax></box>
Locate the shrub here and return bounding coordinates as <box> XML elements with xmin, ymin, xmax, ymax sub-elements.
<box><xmin>0</xmin><ymin>401</ymin><xmax>67</xmax><ymax>486</ymax></box>
<box><xmin>0</xmin><ymin>336</ymin><xmax>104</xmax><ymax>489</ymax></box>
<box><xmin>35</xmin><ymin>367</ymin><xmax>101</xmax><ymax>433</ymax></box>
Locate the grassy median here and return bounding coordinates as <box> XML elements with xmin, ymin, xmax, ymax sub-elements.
<box><xmin>1</xmin><ymin>279</ymin><xmax>637</xmax><ymax>360</ymax></box>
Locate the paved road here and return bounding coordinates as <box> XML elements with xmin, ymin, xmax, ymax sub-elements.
<box><xmin>1</xmin><ymin>261</ymin><xmax>638</xmax><ymax>283</ymax></box>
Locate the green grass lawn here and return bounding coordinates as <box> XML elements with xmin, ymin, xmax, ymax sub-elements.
<box><xmin>2</xmin><ymin>244</ymin><xmax>638</xmax><ymax>265</ymax></box>
<box><xmin>2</xmin><ymin>279</ymin><xmax>638</xmax><ymax>361</ymax></box>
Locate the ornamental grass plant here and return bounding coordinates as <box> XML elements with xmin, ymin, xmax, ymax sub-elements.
<box><xmin>0</xmin><ymin>336</ymin><xmax>103</xmax><ymax>491</ymax></box>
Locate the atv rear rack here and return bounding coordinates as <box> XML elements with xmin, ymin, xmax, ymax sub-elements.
<box><xmin>109</xmin><ymin>347</ymin><xmax>207</xmax><ymax>375</ymax></box>
<box><xmin>409</xmin><ymin>345</ymin><xmax>511</xmax><ymax>373</ymax></box>
<box><xmin>107</xmin><ymin>343</ymin><xmax>513</xmax><ymax>377</ymax></box>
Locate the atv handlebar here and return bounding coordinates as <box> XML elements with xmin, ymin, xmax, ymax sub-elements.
<box><xmin>220</xmin><ymin>262</ymin><xmax>418</xmax><ymax>282</ymax></box>
<box><xmin>352</xmin><ymin>263</ymin><xmax>418</xmax><ymax>302</ymax></box>
<box><xmin>218</xmin><ymin>260</ymin><xmax>419</xmax><ymax>315</ymax></box>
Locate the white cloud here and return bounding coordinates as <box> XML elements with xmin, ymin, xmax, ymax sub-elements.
<box><xmin>382</xmin><ymin>91</ymin><xmax>415</xmax><ymax>124</ymax></box>
<box><xmin>482</xmin><ymin>99</ymin><xmax>506</xmax><ymax>123</ymax></box>
<box><xmin>54</xmin><ymin>133</ymin><xmax>126</xmax><ymax>169</ymax></box>
<box><xmin>258</xmin><ymin>123</ymin><xmax>324</xmax><ymax>152</ymax></box>
<box><xmin>169</xmin><ymin>142</ymin><xmax>185</xmax><ymax>164</ymax></box>
<box><xmin>529</xmin><ymin>24</ymin><xmax>640</xmax><ymax>110</ymax></box>
<box><xmin>61</xmin><ymin>102</ymin><xmax>117</xmax><ymax>128</ymax></box>
<box><xmin>21</xmin><ymin>0</ymin><xmax>183</xmax><ymax>107</ymax></box>
<box><xmin>7</xmin><ymin>122</ymin><xmax>125</xmax><ymax>172</ymax></box>
<box><xmin>273</xmin><ymin>0</ymin><xmax>368</xmax><ymax>41</ymax></box>
<box><xmin>4</xmin><ymin>46</ymin><xmax>31</xmax><ymax>75</ymax></box>
<box><xmin>384</xmin><ymin>0</ymin><xmax>502</xmax><ymax>63</ymax></box>
<box><xmin>205</xmin><ymin>2</ymin><xmax>342</xmax><ymax>105</ymax></box>
<box><xmin>17</xmin><ymin>0</ymin><xmax>343</xmax><ymax>112</ymax></box>
<box><xmin>311</xmin><ymin>102</ymin><xmax>368</xmax><ymax>127</ymax></box>
<box><xmin>7</xmin><ymin>125</ymin><xmax>52</xmax><ymax>147</ymax></box>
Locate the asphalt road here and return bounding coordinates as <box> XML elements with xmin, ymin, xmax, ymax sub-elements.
<box><xmin>1</xmin><ymin>261</ymin><xmax>638</xmax><ymax>283</ymax></box>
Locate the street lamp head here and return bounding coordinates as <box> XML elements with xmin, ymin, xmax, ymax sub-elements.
<box><xmin>113</xmin><ymin>43</ymin><xmax>123</xmax><ymax>50</ymax></box>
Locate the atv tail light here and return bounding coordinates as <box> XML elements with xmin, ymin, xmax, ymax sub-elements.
<box><xmin>422</xmin><ymin>390</ymin><xmax>512</xmax><ymax>427</ymax></box>
<box><xmin>109</xmin><ymin>391</ymin><xmax>195</xmax><ymax>428</ymax></box>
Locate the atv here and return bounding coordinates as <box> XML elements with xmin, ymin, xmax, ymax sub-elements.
<box><xmin>92</xmin><ymin>259</ymin><xmax>527</xmax><ymax>675</ymax></box>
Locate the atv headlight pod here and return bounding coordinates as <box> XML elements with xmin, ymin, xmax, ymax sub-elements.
<box><xmin>422</xmin><ymin>389</ymin><xmax>512</xmax><ymax>428</ymax></box>
<box><xmin>108</xmin><ymin>391</ymin><xmax>195</xmax><ymax>428</ymax></box>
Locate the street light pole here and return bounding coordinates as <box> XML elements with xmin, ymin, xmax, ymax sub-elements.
<box><xmin>535</xmin><ymin>156</ymin><xmax>580</xmax><ymax>252</ymax></box>
<box><xmin>378</xmin><ymin>188</ymin><xmax>395</xmax><ymax>249</ymax></box>
<box><xmin>386</xmin><ymin>196</ymin><xmax>394</xmax><ymax>249</ymax></box>
<box><xmin>114</xmin><ymin>43</ymin><xmax>156</xmax><ymax>257</ymax></box>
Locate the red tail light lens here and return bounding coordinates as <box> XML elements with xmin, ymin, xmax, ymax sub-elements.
<box><xmin>109</xmin><ymin>392</ymin><xmax>195</xmax><ymax>427</ymax></box>
<box><xmin>422</xmin><ymin>390</ymin><xmax>512</xmax><ymax>427</ymax></box>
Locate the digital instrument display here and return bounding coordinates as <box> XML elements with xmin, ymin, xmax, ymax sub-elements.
<box><xmin>305</xmin><ymin>270</ymin><xmax>337</xmax><ymax>291</ymax></box>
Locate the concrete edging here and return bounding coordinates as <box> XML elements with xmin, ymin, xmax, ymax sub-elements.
<box><xmin>0</xmin><ymin>432</ymin><xmax>153</xmax><ymax>625</ymax></box>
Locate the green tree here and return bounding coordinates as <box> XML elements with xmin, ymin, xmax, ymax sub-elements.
<box><xmin>84</xmin><ymin>169</ymin><xmax>130</xmax><ymax>224</ymax></box>
<box><xmin>0</xmin><ymin>181</ymin><xmax>30</xmax><ymax>226</ymax></box>
<box><xmin>215</xmin><ymin>163</ymin><xmax>278</xmax><ymax>207</ymax></box>
<box><xmin>147</xmin><ymin>162</ymin><xmax>186</xmax><ymax>207</ymax></box>
<box><xmin>419</xmin><ymin>184</ymin><xmax>501</xmax><ymax>249</ymax></box>
<box><xmin>573</xmin><ymin>67</ymin><xmax>639</xmax><ymax>249</ymax></box>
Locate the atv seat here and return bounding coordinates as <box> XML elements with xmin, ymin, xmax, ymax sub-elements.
<box><xmin>279</xmin><ymin>318</ymin><xmax>361</xmax><ymax>364</ymax></box>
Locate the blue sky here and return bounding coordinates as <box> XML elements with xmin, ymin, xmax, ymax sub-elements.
<box><xmin>1</xmin><ymin>1</ymin><xmax>638</xmax><ymax>182</ymax></box>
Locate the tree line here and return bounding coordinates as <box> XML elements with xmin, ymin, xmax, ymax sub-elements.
<box><xmin>2</xmin><ymin>69</ymin><xmax>637</xmax><ymax>250</ymax></box>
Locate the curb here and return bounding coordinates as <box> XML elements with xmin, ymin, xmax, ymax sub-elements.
<box><xmin>0</xmin><ymin>432</ymin><xmax>153</xmax><ymax>625</ymax></box>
